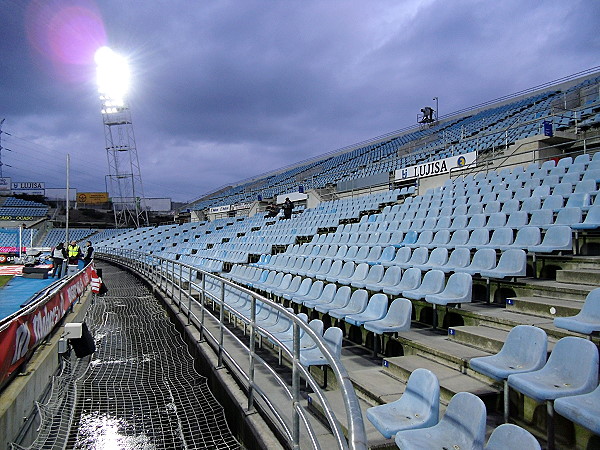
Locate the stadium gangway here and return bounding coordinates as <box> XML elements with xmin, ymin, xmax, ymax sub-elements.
<box><xmin>97</xmin><ymin>247</ymin><xmax>367</xmax><ymax>450</ymax></box>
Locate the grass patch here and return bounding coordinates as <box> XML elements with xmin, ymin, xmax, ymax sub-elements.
<box><xmin>0</xmin><ymin>275</ymin><xmax>13</xmax><ymax>288</ymax></box>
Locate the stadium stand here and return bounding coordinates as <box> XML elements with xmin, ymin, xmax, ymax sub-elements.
<box><xmin>90</xmin><ymin>71</ymin><xmax>600</xmax><ymax>449</ymax></box>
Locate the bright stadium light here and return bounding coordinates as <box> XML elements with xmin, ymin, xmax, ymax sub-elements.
<box><xmin>95</xmin><ymin>46</ymin><xmax>129</xmax><ymax>111</ymax></box>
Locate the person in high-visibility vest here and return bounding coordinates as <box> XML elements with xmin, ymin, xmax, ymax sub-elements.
<box><xmin>67</xmin><ymin>240</ymin><xmax>81</xmax><ymax>265</ymax></box>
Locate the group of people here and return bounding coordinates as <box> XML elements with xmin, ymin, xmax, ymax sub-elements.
<box><xmin>51</xmin><ymin>240</ymin><xmax>94</xmax><ymax>278</ymax></box>
<box><xmin>265</xmin><ymin>198</ymin><xmax>294</xmax><ymax>219</ymax></box>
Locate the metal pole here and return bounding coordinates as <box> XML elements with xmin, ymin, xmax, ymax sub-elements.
<box><xmin>433</xmin><ymin>96</ymin><xmax>439</xmax><ymax>121</ymax></box>
<box><xmin>217</xmin><ymin>279</ymin><xmax>225</xmax><ymax>368</ymax></box>
<box><xmin>65</xmin><ymin>154</ymin><xmax>70</xmax><ymax>246</ymax></box>
<box><xmin>248</xmin><ymin>296</ymin><xmax>256</xmax><ymax>412</ymax></box>
<box><xmin>292</xmin><ymin>321</ymin><xmax>301</xmax><ymax>449</ymax></box>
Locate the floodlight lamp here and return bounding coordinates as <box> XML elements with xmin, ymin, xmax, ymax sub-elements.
<box><xmin>95</xmin><ymin>46</ymin><xmax>129</xmax><ymax>109</ymax></box>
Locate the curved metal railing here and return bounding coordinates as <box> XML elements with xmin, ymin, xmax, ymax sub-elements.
<box><xmin>98</xmin><ymin>247</ymin><xmax>367</xmax><ymax>450</ymax></box>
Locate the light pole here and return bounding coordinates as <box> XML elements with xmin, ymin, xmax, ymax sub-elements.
<box><xmin>433</xmin><ymin>97</ymin><xmax>439</xmax><ymax>122</ymax></box>
<box><xmin>95</xmin><ymin>46</ymin><xmax>148</xmax><ymax>228</ymax></box>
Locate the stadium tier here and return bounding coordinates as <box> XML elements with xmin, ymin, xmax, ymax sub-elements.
<box><xmin>41</xmin><ymin>228</ymin><xmax>98</xmax><ymax>247</ymax></box>
<box><xmin>184</xmin><ymin>73</ymin><xmax>600</xmax><ymax>212</ymax></box>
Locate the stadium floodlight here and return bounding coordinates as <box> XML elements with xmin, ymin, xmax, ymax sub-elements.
<box><xmin>95</xmin><ymin>46</ymin><xmax>129</xmax><ymax>112</ymax></box>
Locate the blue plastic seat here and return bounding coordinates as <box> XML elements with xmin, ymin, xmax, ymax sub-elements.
<box><xmin>298</xmin><ymin>281</ymin><xmax>329</xmax><ymax>308</ymax></box>
<box><xmin>551</xmin><ymin>206</ymin><xmax>582</xmax><ymax>228</ymax></box>
<box><xmin>299</xmin><ymin>326</ymin><xmax>343</xmax><ymax>371</ymax></box>
<box><xmin>501</xmin><ymin>199</ymin><xmax>520</xmax><ymax>214</ymax></box>
<box><xmin>284</xmin><ymin>278</ymin><xmax>313</xmax><ymax>301</ymax></box>
<box><xmin>574</xmin><ymin>179</ymin><xmax>599</xmax><ymax>196</ymax></box>
<box><xmin>497</xmin><ymin>226</ymin><xmax>540</xmax><ymax>251</ymax></box>
<box><xmin>312</xmin><ymin>259</ymin><xmax>333</xmax><ymax>279</ymax></box>
<box><xmin>403</xmin><ymin>269</ymin><xmax>445</xmax><ymax>300</ymax></box>
<box><xmin>485</xmin><ymin>424</ymin><xmax>541</xmax><ymax>450</ymax></box>
<box><xmin>326</xmin><ymin>261</ymin><xmax>355</xmax><ymax>283</ymax></box>
<box><xmin>414</xmin><ymin>247</ymin><xmax>449</xmax><ymax>271</ymax></box>
<box><xmin>364</xmin><ymin>297</ymin><xmax>412</xmax><ymax>335</ymax></box>
<box><xmin>553</xmin><ymin>287</ymin><xmax>600</xmax><ymax>334</ymax></box>
<box><xmin>394</xmin><ymin>392</ymin><xmax>486</xmax><ymax>450</ymax></box>
<box><xmin>541</xmin><ymin>194</ymin><xmax>564</xmax><ymax>212</ymax></box>
<box><xmin>481</xmin><ymin>227</ymin><xmax>514</xmax><ymax>250</ymax></box>
<box><xmin>448</xmin><ymin>214</ymin><xmax>468</xmax><ymax>231</ymax></box>
<box><xmin>505</xmin><ymin>211</ymin><xmax>529</xmax><ymax>229</ymax></box>
<box><xmin>316</xmin><ymin>259</ymin><xmax>341</xmax><ymax>281</ymax></box>
<box><xmin>383</xmin><ymin>246</ymin><xmax>411</xmax><ymax>268</ymax></box>
<box><xmin>328</xmin><ymin>288</ymin><xmax>369</xmax><ymax>319</ymax></box>
<box><xmin>528</xmin><ymin>225</ymin><xmax>572</xmax><ymax>253</ymax></box>
<box><xmin>440</xmin><ymin>247</ymin><xmax>471</xmax><ymax>273</ymax></box>
<box><xmin>508</xmin><ymin>336</ymin><xmax>599</xmax><ymax>448</ymax></box>
<box><xmin>338</xmin><ymin>262</ymin><xmax>368</xmax><ymax>286</ymax></box>
<box><xmin>273</xmin><ymin>275</ymin><xmax>302</xmax><ymax>298</ymax></box>
<box><xmin>366</xmin><ymin>368</ymin><xmax>439</xmax><ymax>438</ymax></box>
<box><xmin>508</xmin><ymin>336</ymin><xmax>599</xmax><ymax>404</ymax></box>
<box><xmin>554</xmin><ymin>383</ymin><xmax>600</xmax><ymax>436</ymax></box>
<box><xmin>520</xmin><ymin>196</ymin><xmax>542</xmax><ymax>212</ymax></box>
<box><xmin>394</xmin><ymin>230</ymin><xmax>418</xmax><ymax>248</ymax></box>
<box><xmin>479</xmin><ymin>249</ymin><xmax>527</xmax><ymax>279</ymax></box>
<box><xmin>366</xmin><ymin>266</ymin><xmax>402</xmax><ymax>292</ymax></box>
<box><xmin>344</xmin><ymin>293</ymin><xmax>388</xmax><ymax>326</ymax></box>
<box><xmin>425</xmin><ymin>272</ymin><xmax>472</xmax><ymax>305</ymax></box>
<box><xmin>427</xmin><ymin>230</ymin><xmax>451</xmax><ymax>248</ymax></box>
<box><xmin>470</xmin><ymin>325</ymin><xmax>548</xmax><ymax>422</ymax></box>
<box><xmin>441</xmin><ymin>229</ymin><xmax>470</xmax><ymax>248</ymax></box>
<box><xmin>564</xmin><ymin>192</ymin><xmax>590</xmax><ymax>210</ymax></box>
<box><xmin>397</xmin><ymin>247</ymin><xmax>429</xmax><ymax>269</ymax></box>
<box><xmin>457</xmin><ymin>248</ymin><xmax>496</xmax><ymax>276</ymax></box>
<box><xmin>383</xmin><ymin>267</ymin><xmax>422</xmax><ymax>296</ymax></box>
<box><xmin>352</xmin><ymin>264</ymin><xmax>384</xmax><ymax>289</ymax></box>
<box><xmin>572</xmin><ymin>205</ymin><xmax>600</xmax><ymax>230</ymax></box>
<box><xmin>406</xmin><ymin>230</ymin><xmax>434</xmax><ymax>248</ymax></box>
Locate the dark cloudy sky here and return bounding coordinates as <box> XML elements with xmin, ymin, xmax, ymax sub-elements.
<box><xmin>1</xmin><ymin>0</ymin><xmax>599</xmax><ymax>202</ymax></box>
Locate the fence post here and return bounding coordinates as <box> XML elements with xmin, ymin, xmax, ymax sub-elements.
<box><xmin>247</xmin><ymin>295</ymin><xmax>256</xmax><ymax>412</ymax></box>
<box><xmin>292</xmin><ymin>321</ymin><xmax>301</xmax><ymax>449</ymax></box>
<box><xmin>217</xmin><ymin>279</ymin><xmax>225</xmax><ymax>368</ymax></box>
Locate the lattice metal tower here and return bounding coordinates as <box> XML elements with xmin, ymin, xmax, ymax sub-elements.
<box><xmin>96</xmin><ymin>47</ymin><xmax>148</xmax><ymax>228</ymax></box>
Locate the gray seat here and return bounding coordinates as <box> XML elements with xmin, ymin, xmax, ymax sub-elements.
<box><xmin>505</xmin><ymin>211</ymin><xmax>529</xmax><ymax>229</ymax></box>
<box><xmin>551</xmin><ymin>206</ymin><xmax>582</xmax><ymax>228</ymax></box>
<box><xmin>314</xmin><ymin>285</ymin><xmax>352</xmax><ymax>313</ymax></box>
<box><xmin>485</xmin><ymin>424</ymin><xmax>541</xmax><ymax>450</ymax></box>
<box><xmin>351</xmin><ymin>264</ymin><xmax>384</xmax><ymax>289</ymax></box>
<box><xmin>364</xmin><ymin>297</ymin><xmax>412</xmax><ymax>335</ymax></box>
<box><xmin>383</xmin><ymin>267</ymin><xmax>422</xmax><ymax>297</ymax></box>
<box><xmin>440</xmin><ymin>247</ymin><xmax>471</xmax><ymax>273</ymax></box>
<box><xmin>441</xmin><ymin>229</ymin><xmax>470</xmax><ymax>248</ymax></box>
<box><xmin>425</xmin><ymin>272</ymin><xmax>472</xmax><ymax>306</ymax></box>
<box><xmin>528</xmin><ymin>225</ymin><xmax>572</xmax><ymax>253</ymax></box>
<box><xmin>328</xmin><ymin>288</ymin><xmax>369</xmax><ymax>320</ymax></box>
<box><xmin>497</xmin><ymin>226</ymin><xmax>540</xmax><ymax>251</ymax></box>
<box><xmin>479</xmin><ymin>249</ymin><xmax>527</xmax><ymax>279</ymax></box>
<box><xmin>554</xmin><ymin>287</ymin><xmax>600</xmax><ymax>335</ymax></box>
<box><xmin>344</xmin><ymin>293</ymin><xmax>389</xmax><ymax>326</ymax></box>
<box><xmin>365</xmin><ymin>266</ymin><xmax>402</xmax><ymax>292</ymax></box>
<box><xmin>403</xmin><ymin>269</ymin><xmax>446</xmax><ymax>300</ymax></box>
<box><xmin>481</xmin><ymin>227</ymin><xmax>514</xmax><ymax>250</ymax></box>
<box><xmin>382</xmin><ymin>246</ymin><xmax>411</xmax><ymax>268</ymax></box>
<box><xmin>367</xmin><ymin>368</ymin><xmax>439</xmax><ymax>438</ymax></box>
<box><xmin>406</xmin><ymin>230</ymin><xmax>434</xmax><ymax>249</ymax></box>
<box><xmin>555</xmin><ymin>384</ymin><xmax>600</xmax><ymax>437</ymax></box>
<box><xmin>396</xmin><ymin>247</ymin><xmax>429</xmax><ymax>269</ymax></box>
<box><xmin>541</xmin><ymin>194</ymin><xmax>564</xmax><ymax>212</ymax></box>
<box><xmin>394</xmin><ymin>392</ymin><xmax>487</xmax><ymax>450</ymax></box>
<box><xmin>572</xmin><ymin>205</ymin><xmax>600</xmax><ymax>230</ymax></box>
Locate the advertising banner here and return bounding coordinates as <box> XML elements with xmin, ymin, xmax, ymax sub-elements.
<box><xmin>0</xmin><ymin>265</ymin><xmax>95</xmax><ymax>387</ymax></box>
<box><xmin>394</xmin><ymin>151</ymin><xmax>477</xmax><ymax>182</ymax></box>
<box><xmin>11</xmin><ymin>182</ymin><xmax>45</xmax><ymax>196</ymax></box>
<box><xmin>77</xmin><ymin>192</ymin><xmax>109</xmax><ymax>204</ymax></box>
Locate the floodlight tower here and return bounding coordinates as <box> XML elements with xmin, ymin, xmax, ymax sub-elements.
<box><xmin>95</xmin><ymin>46</ymin><xmax>148</xmax><ymax>228</ymax></box>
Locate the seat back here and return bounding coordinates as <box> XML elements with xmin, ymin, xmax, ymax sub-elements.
<box><xmin>513</xmin><ymin>226</ymin><xmax>541</xmax><ymax>248</ymax></box>
<box><xmin>328</xmin><ymin>285</ymin><xmax>352</xmax><ymax>309</ymax></box>
<box><xmin>540</xmin><ymin>336</ymin><xmax>599</xmax><ymax>389</ymax></box>
<box><xmin>488</xmin><ymin>227</ymin><xmax>514</xmax><ymax>247</ymax></box>
<box><xmin>469</xmin><ymin>248</ymin><xmax>497</xmax><ymax>270</ymax></box>
<box><xmin>581</xmin><ymin>287</ymin><xmax>600</xmax><ymax>319</ymax></box>
<box><xmin>397</xmin><ymin>267</ymin><xmax>422</xmax><ymax>291</ymax></box>
<box><xmin>485</xmin><ymin>424</ymin><xmax>541</xmax><ymax>450</ymax></box>
<box><xmin>449</xmin><ymin>229</ymin><xmax>470</xmax><ymax>246</ymax></box>
<box><xmin>406</xmin><ymin>247</ymin><xmax>429</xmax><ymax>266</ymax></box>
<box><xmin>441</xmin><ymin>392</ymin><xmax>487</xmax><ymax>449</ymax></box>
<box><xmin>400</xmin><ymin>368</ymin><xmax>440</xmax><ymax>421</ymax></box>
<box><xmin>323</xmin><ymin>327</ymin><xmax>344</xmax><ymax>360</ymax></box>
<box><xmin>495</xmin><ymin>249</ymin><xmax>527</xmax><ymax>275</ymax></box>
<box><xmin>498</xmin><ymin>325</ymin><xmax>547</xmax><ymax>371</ymax></box>
<box><xmin>444</xmin><ymin>272</ymin><xmax>472</xmax><ymax>300</ymax></box>
<box><xmin>381</xmin><ymin>266</ymin><xmax>403</xmax><ymax>286</ymax></box>
<box><xmin>365</xmin><ymin>264</ymin><xmax>385</xmax><ymax>283</ymax></box>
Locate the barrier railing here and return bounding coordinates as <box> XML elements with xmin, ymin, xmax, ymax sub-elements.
<box><xmin>98</xmin><ymin>248</ymin><xmax>367</xmax><ymax>450</ymax></box>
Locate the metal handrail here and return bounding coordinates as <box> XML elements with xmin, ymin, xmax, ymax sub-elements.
<box><xmin>98</xmin><ymin>247</ymin><xmax>368</xmax><ymax>450</ymax></box>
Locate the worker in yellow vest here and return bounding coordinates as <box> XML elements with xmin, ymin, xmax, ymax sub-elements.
<box><xmin>67</xmin><ymin>240</ymin><xmax>81</xmax><ymax>265</ymax></box>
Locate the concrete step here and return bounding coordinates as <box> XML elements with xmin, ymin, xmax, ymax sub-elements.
<box><xmin>513</xmin><ymin>279</ymin><xmax>591</xmax><ymax>301</ymax></box>
<box><xmin>556</xmin><ymin>268</ymin><xmax>600</xmax><ymax>286</ymax></box>
<box><xmin>447</xmin><ymin>325</ymin><xmax>511</xmax><ymax>354</ymax></box>
<box><xmin>505</xmin><ymin>295</ymin><xmax>583</xmax><ymax>319</ymax></box>
<box><xmin>348</xmin><ymin>367</ymin><xmax>406</xmax><ymax>406</ymax></box>
<box><xmin>393</xmin><ymin>328</ymin><xmax>494</xmax><ymax>373</ymax></box>
<box><xmin>307</xmin><ymin>389</ymin><xmax>398</xmax><ymax>449</ymax></box>
<box><xmin>382</xmin><ymin>354</ymin><xmax>500</xmax><ymax>408</ymax></box>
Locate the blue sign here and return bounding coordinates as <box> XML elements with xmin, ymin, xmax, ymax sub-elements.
<box><xmin>543</xmin><ymin>120</ymin><xmax>553</xmax><ymax>137</ymax></box>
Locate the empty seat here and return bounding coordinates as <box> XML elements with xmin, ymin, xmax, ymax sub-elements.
<box><xmin>328</xmin><ymin>289</ymin><xmax>369</xmax><ymax>320</ymax></box>
<box><xmin>485</xmin><ymin>424</ymin><xmax>541</xmax><ymax>450</ymax></box>
<box><xmin>425</xmin><ymin>272</ymin><xmax>473</xmax><ymax>306</ymax></box>
<box><xmin>344</xmin><ymin>293</ymin><xmax>388</xmax><ymax>326</ymax></box>
<box><xmin>406</xmin><ymin>230</ymin><xmax>434</xmax><ymax>248</ymax></box>
<box><xmin>364</xmin><ymin>297</ymin><xmax>412</xmax><ymax>335</ymax></box>
<box><xmin>508</xmin><ymin>337</ymin><xmax>599</xmax><ymax>449</ymax></box>
<box><xmin>505</xmin><ymin>211</ymin><xmax>529</xmax><ymax>229</ymax></box>
<box><xmin>351</xmin><ymin>264</ymin><xmax>384</xmax><ymax>289</ymax></box>
<box><xmin>299</xmin><ymin>326</ymin><xmax>343</xmax><ymax>375</ymax></box>
<box><xmin>470</xmin><ymin>325</ymin><xmax>548</xmax><ymax>422</ymax></box>
<box><xmin>403</xmin><ymin>269</ymin><xmax>445</xmax><ymax>300</ymax></box>
<box><xmin>527</xmin><ymin>209</ymin><xmax>554</xmax><ymax>228</ymax></box>
<box><xmin>367</xmin><ymin>368</ymin><xmax>439</xmax><ymax>439</ymax></box>
<box><xmin>572</xmin><ymin>205</ymin><xmax>600</xmax><ymax>230</ymax></box>
<box><xmin>553</xmin><ymin>287</ymin><xmax>600</xmax><ymax>335</ymax></box>
<box><xmin>441</xmin><ymin>229</ymin><xmax>470</xmax><ymax>248</ymax></box>
<box><xmin>497</xmin><ymin>226</ymin><xmax>540</xmax><ymax>251</ymax></box>
<box><xmin>382</xmin><ymin>246</ymin><xmax>411</xmax><ymax>268</ymax></box>
<box><xmin>397</xmin><ymin>247</ymin><xmax>429</xmax><ymax>269</ymax></box>
<box><xmin>479</xmin><ymin>249</ymin><xmax>527</xmax><ymax>279</ymax></box>
<box><xmin>414</xmin><ymin>247</ymin><xmax>449</xmax><ymax>271</ymax></box>
<box><xmin>551</xmin><ymin>206</ymin><xmax>582</xmax><ymax>228</ymax></box>
<box><xmin>440</xmin><ymin>247</ymin><xmax>471</xmax><ymax>273</ymax></box>
<box><xmin>383</xmin><ymin>267</ymin><xmax>422</xmax><ymax>296</ymax></box>
<box><xmin>528</xmin><ymin>225</ymin><xmax>572</xmax><ymax>253</ymax></box>
<box><xmin>554</xmin><ymin>384</ymin><xmax>600</xmax><ymax>436</ymax></box>
<box><xmin>541</xmin><ymin>194</ymin><xmax>564</xmax><ymax>212</ymax></box>
<box><xmin>481</xmin><ymin>227</ymin><xmax>514</xmax><ymax>249</ymax></box>
<box><xmin>394</xmin><ymin>392</ymin><xmax>487</xmax><ymax>450</ymax></box>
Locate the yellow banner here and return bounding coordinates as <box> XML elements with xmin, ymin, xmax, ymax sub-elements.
<box><xmin>77</xmin><ymin>192</ymin><xmax>109</xmax><ymax>204</ymax></box>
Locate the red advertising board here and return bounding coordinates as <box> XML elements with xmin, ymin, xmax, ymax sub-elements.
<box><xmin>0</xmin><ymin>265</ymin><xmax>95</xmax><ymax>387</ymax></box>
